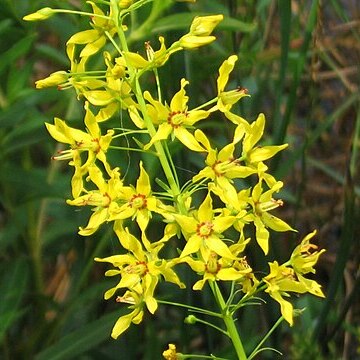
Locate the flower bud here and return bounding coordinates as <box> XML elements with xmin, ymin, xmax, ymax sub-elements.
<box><xmin>23</xmin><ymin>7</ymin><xmax>54</xmax><ymax>21</ymax></box>
<box><xmin>35</xmin><ymin>71</ymin><xmax>69</xmax><ymax>89</ymax></box>
<box><xmin>189</xmin><ymin>15</ymin><xmax>223</xmax><ymax>36</ymax></box>
<box><xmin>119</xmin><ymin>0</ymin><xmax>133</xmax><ymax>9</ymax></box>
<box><xmin>184</xmin><ymin>315</ymin><xmax>197</xmax><ymax>324</ymax></box>
<box><xmin>178</xmin><ymin>35</ymin><xmax>216</xmax><ymax>49</ymax></box>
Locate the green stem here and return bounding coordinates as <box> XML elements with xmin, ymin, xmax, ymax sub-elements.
<box><xmin>158</xmin><ymin>299</ymin><xmax>222</xmax><ymax>318</ymax></box>
<box><xmin>248</xmin><ymin>316</ymin><xmax>284</xmax><ymax>360</ymax></box>
<box><xmin>54</xmin><ymin>9</ymin><xmax>110</xmax><ymax>20</ymax></box>
<box><xmin>116</xmin><ymin>11</ymin><xmax>187</xmax><ymax>213</ymax></box>
<box><xmin>210</xmin><ymin>282</ymin><xmax>247</xmax><ymax>360</ymax></box>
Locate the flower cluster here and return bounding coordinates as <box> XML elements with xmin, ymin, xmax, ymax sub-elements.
<box><xmin>25</xmin><ymin>0</ymin><xmax>325</xmax><ymax>356</ymax></box>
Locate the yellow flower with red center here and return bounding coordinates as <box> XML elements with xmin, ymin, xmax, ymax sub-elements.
<box><xmin>95</xmin><ymin>227</ymin><xmax>185</xmax><ymax>336</ymax></box>
<box><xmin>181</xmin><ymin>251</ymin><xmax>252</xmax><ymax>290</ymax></box>
<box><xmin>264</xmin><ymin>258</ymin><xmax>325</xmax><ymax>326</ymax></box>
<box><xmin>109</xmin><ymin>161</ymin><xmax>166</xmax><ymax>231</ymax></box>
<box><xmin>192</xmin><ymin>128</ymin><xmax>256</xmax><ymax>208</ymax></box>
<box><xmin>67</xmin><ymin>166</ymin><xmax>123</xmax><ymax>235</ymax></box>
<box><xmin>143</xmin><ymin>79</ymin><xmax>210</xmax><ymax>152</ymax></box>
<box><xmin>173</xmin><ymin>193</ymin><xmax>236</xmax><ymax>260</ymax></box>
<box><xmin>45</xmin><ymin>102</ymin><xmax>114</xmax><ymax>197</ymax></box>
<box><xmin>247</xmin><ymin>178</ymin><xmax>295</xmax><ymax>254</ymax></box>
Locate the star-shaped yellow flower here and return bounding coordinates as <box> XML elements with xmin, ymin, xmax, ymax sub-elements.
<box><xmin>46</xmin><ymin>102</ymin><xmax>114</xmax><ymax>197</ymax></box>
<box><xmin>289</xmin><ymin>230</ymin><xmax>326</xmax><ymax>276</ymax></box>
<box><xmin>95</xmin><ymin>227</ymin><xmax>185</xmax><ymax>324</ymax></box>
<box><xmin>247</xmin><ymin>178</ymin><xmax>295</xmax><ymax>254</ymax></box>
<box><xmin>264</xmin><ymin>261</ymin><xmax>307</xmax><ymax>326</ymax></box>
<box><xmin>210</xmin><ymin>55</ymin><xmax>250</xmax><ymax>113</ymax></box>
<box><xmin>67</xmin><ymin>2</ymin><xmax>116</xmax><ymax>58</ymax></box>
<box><xmin>173</xmin><ymin>193</ymin><xmax>236</xmax><ymax>260</ymax></box>
<box><xmin>192</xmin><ymin>128</ymin><xmax>256</xmax><ymax>207</ymax></box>
<box><xmin>67</xmin><ymin>166</ymin><xmax>123</xmax><ymax>235</ymax></box>
<box><xmin>143</xmin><ymin>79</ymin><xmax>210</xmax><ymax>152</ymax></box>
<box><xmin>264</xmin><ymin>258</ymin><xmax>325</xmax><ymax>326</ymax></box>
<box><xmin>242</xmin><ymin>113</ymin><xmax>288</xmax><ymax>166</ymax></box>
<box><xmin>181</xmin><ymin>251</ymin><xmax>252</xmax><ymax>290</ymax></box>
<box><xmin>109</xmin><ymin>161</ymin><xmax>166</xmax><ymax>231</ymax></box>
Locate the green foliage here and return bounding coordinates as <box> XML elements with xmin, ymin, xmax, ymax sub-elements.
<box><xmin>0</xmin><ymin>0</ymin><xmax>359</xmax><ymax>359</ymax></box>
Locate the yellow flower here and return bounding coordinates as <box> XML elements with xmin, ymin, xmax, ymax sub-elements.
<box><xmin>123</xmin><ymin>37</ymin><xmax>170</xmax><ymax>69</ymax></box>
<box><xmin>45</xmin><ymin>102</ymin><xmax>114</xmax><ymax>197</ymax></box>
<box><xmin>288</xmin><ymin>230</ymin><xmax>325</xmax><ymax>298</ymax></box>
<box><xmin>67</xmin><ymin>166</ymin><xmax>123</xmax><ymax>236</ymax></box>
<box><xmin>67</xmin><ymin>2</ymin><xmax>116</xmax><ymax>58</ymax></box>
<box><xmin>212</xmin><ymin>55</ymin><xmax>250</xmax><ymax>113</ymax></box>
<box><xmin>110</xmin><ymin>284</ymin><xmax>145</xmax><ymax>339</ymax></box>
<box><xmin>290</xmin><ymin>230</ymin><xmax>326</xmax><ymax>275</ymax></box>
<box><xmin>264</xmin><ymin>260</ymin><xmax>325</xmax><ymax>326</ymax></box>
<box><xmin>178</xmin><ymin>35</ymin><xmax>217</xmax><ymax>49</ymax></box>
<box><xmin>82</xmin><ymin>52</ymin><xmax>137</xmax><ymax>112</ymax></box>
<box><xmin>192</xmin><ymin>128</ymin><xmax>256</xmax><ymax>207</ymax></box>
<box><xmin>163</xmin><ymin>344</ymin><xmax>179</xmax><ymax>360</ymax></box>
<box><xmin>109</xmin><ymin>161</ymin><xmax>166</xmax><ymax>231</ymax></box>
<box><xmin>95</xmin><ymin>227</ymin><xmax>184</xmax><ymax>317</ymax></box>
<box><xmin>181</xmin><ymin>251</ymin><xmax>251</xmax><ymax>290</ymax></box>
<box><xmin>173</xmin><ymin>193</ymin><xmax>236</xmax><ymax>260</ymax></box>
<box><xmin>248</xmin><ymin>178</ymin><xmax>295</xmax><ymax>254</ymax></box>
<box><xmin>144</xmin><ymin>79</ymin><xmax>210</xmax><ymax>152</ymax></box>
<box><xmin>264</xmin><ymin>261</ymin><xmax>307</xmax><ymax>326</ymax></box>
<box><xmin>234</xmin><ymin>257</ymin><xmax>259</xmax><ymax>295</ymax></box>
<box><xmin>242</xmin><ymin>113</ymin><xmax>288</xmax><ymax>166</ymax></box>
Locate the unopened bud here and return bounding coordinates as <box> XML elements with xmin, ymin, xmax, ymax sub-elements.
<box><xmin>119</xmin><ymin>0</ymin><xmax>133</xmax><ymax>9</ymax></box>
<box><xmin>35</xmin><ymin>71</ymin><xmax>69</xmax><ymax>89</ymax></box>
<box><xmin>184</xmin><ymin>315</ymin><xmax>197</xmax><ymax>324</ymax></box>
<box><xmin>178</xmin><ymin>35</ymin><xmax>216</xmax><ymax>49</ymax></box>
<box><xmin>189</xmin><ymin>15</ymin><xmax>223</xmax><ymax>36</ymax></box>
<box><xmin>23</xmin><ymin>7</ymin><xmax>54</xmax><ymax>21</ymax></box>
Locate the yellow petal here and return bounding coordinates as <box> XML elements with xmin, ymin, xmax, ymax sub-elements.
<box><xmin>206</xmin><ymin>236</ymin><xmax>236</xmax><ymax>259</ymax></box>
<box><xmin>248</xmin><ymin>144</ymin><xmax>288</xmax><ymax>163</ymax></box>
<box><xmin>174</xmin><ymin>127</ymin><xmax>204</xmax><ymax>152</ymax></box>
<box><xmin>217</xmin><ymin>55</ymin><xmax>238</xmax><ymax>93</ymax></box>
<box><xmin>80</xmin><ymin>35</ymin><xmax>106</xmax><ymax>57</ymax></box>
<box><xmin>111</xmin><ymin>310</ymin><xmax>137</xmax><ymax>339</ymax></box>
<box><xmin>67</xmin><ymin>29</ymin><xmax>99</xmax><ymax>45</ymax></box>
<box><xmin>170</xmin><ymin>79</ymin><xmax>189</xmax><ymax>111</ymax></box>
<box><xmin>181</xmin><ymin>235</ymin><xmax>202</xmax><ymax>257</ymax></box>
<box><xmin>124</xmin><ymin>51</ymin><xmax>149</xmax><ymax>69</ymax></box>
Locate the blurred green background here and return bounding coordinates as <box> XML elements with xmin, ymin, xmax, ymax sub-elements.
<box><xmin>0</xmin><ymin>0</ymin><xmax>359</xmax><ymax>359</ymax></box>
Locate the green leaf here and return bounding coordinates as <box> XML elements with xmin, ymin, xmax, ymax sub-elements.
<box><xmin>0</xmin><ymin>34</ymin><xmax>35</xmax><ymax>77</ymax></box>
<box><xmin>152</xmin><ymin>12</ymin><xmax>256</xmax><ymax>34</ymax></box>
<box><xmin>35</xmin><ymin>310</ymin><xmax>127</xmax><ymax>360</ymax></box>
<box><xmin>0</xmin><ymin>258</ymin><xmax>29</xmax><ymax>342</ymax></box>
